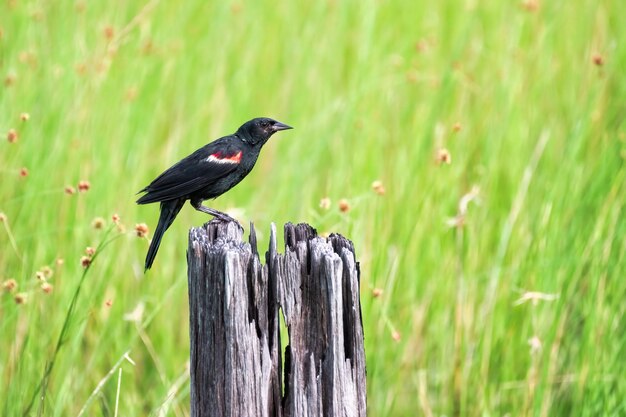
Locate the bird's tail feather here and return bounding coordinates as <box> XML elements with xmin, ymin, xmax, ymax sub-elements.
<box><xmin>145</xmin><ymin>199</ymin><xmax>185</xmax><ymax>271</ymax></box>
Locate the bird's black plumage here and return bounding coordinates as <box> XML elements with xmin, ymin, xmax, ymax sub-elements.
<box><xmin>137</xmin><ymin>117</ymin><xmax>292</xmax><ymax>270</ymax></box>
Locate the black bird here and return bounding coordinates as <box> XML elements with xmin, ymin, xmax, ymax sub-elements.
<box><xmin>137</xmin><ymin>117</ymin><xmax>292</xmax><ymax>270</ymax></box>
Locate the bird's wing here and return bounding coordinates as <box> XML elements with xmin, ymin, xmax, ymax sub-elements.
<box><xmin>137</xmin><ymin>141</ymin><xmax>243</xmax><ymax>204</ymax></box>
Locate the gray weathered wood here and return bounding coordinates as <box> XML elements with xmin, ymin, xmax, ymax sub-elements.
<box><xmin>187</xmin><ymin>221</ymin><xmax>365</xmax><ymax>417</ymax></box>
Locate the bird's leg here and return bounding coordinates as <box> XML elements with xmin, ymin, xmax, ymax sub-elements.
<box><xmin>191</xmin><ymin>200</ymin><xmax>243</xmax><ymax>229</ymax></box>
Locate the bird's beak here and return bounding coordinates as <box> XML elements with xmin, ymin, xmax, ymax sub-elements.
<box><xmin>273</xmin><ymin>121</ymin><xmax>293</xmax><ymax>131</ymax></box>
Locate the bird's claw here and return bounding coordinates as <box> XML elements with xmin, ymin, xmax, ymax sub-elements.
<box><xmin>214</xmin><ymin>214</ymin><xmax>244</xmax><ymax>230</ymax></box>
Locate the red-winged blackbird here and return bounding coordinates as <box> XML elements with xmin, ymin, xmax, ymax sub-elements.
<box><xmin>137</xmin><ymin>117</ymin><xmax>292</xmax><ymax>270</ymax></box>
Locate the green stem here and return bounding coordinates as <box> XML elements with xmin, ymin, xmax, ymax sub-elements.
<box><xmin>23</xmin><ymin>225</ymin><xmax>123</xmax><ymax>417</ymax></box>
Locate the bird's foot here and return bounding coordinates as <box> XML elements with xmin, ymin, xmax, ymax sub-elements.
<box><xmin>192</xmin><ymin>202</ymin><xmax>244</xmax><ymax>230</ymax></box>
<box><xmin>213</xmin><ymin>213</ymin><xmax>243</xmax><ymax>230</ymax></box>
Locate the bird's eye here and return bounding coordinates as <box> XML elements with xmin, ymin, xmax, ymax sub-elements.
<box><xmin>260</xmin><ymin>121</ymin><xmax>269</xmax><ymax>128</ymax></box>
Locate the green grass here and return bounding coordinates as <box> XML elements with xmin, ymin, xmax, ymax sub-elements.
<box><xmin>1</xmin><ymin>0</ymin><xmax>625</xmax><ymax>415</ymax></box>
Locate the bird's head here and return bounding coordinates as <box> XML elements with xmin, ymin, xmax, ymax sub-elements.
<box><xmin>238</xmin><ymin>117</ymin><xmax>293</xmax><ymax>145</ymax></box>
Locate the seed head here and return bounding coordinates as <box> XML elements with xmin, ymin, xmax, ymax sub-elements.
<box><xmin>77</xmin><ymin>180</ymin><xmax>90</xmax><ymax>192</ymax></box>
<box><xmin>20</xmin><ymin>112</ymin><xmax>30</xmax><ymax>122</ymax></box>
<box><xmin>105</xmin><ymin>299</ymin><xmax>113</xmax><ymax>307</ymax></box>
<box><xmin>80</xmin><ymin>256</ymin><xmax>92</xmax><ymax>268</ymax></box>
<box><xmin>112</xmin><ymin>213</ymin><xmax>120</xmax><ymax>223</ymax></box>
<box><xmin>319</xmin><ymin>197</ymin><xmax>331</xmax><ymax>210</ymax></box>
<box><xmin>0</xmin><ymin>212</ymin><xmax>6</xmax><ymax>222</ymax></box>
<box><xmin>372</xmin><ymin>288</ymin><xmax>383</xmax><ymax>298</ymax></box>
<box><xmin>391</xmin><ymin>330</ymin><xmax>401</xmax><ymax>342</ymax></box>
<box><xmin>19</xmin><ymin>167</ymin><xmax>29</xmax><ymax>177</ymax></box>
<box><xmin>371</xmin><ymin>180</ymin><xmax>386</xmax><ymax>195</ymax></box>
<box><xmin>415</xmin><ymin>39</ymin><xmax>429</xmax><ymax>53</ymax></box>
<box><xmin>14</xmin><ymin>292</ymin><xmax>28</xmax><ymax>304</ymax></box>
<box><xmin>141</xmin><ymin>40</ymin><xmax>154</xmax><ymax>55</ymax></box>
<box><xmin>436</xmin><ymin>148</ymin><xmax>452</xmax><ymax>165</ymax></box>
<box><xmin>103</xmin><ymin>25</ymin><xmax>115</xmax><ymax>41</ymax></box>
<box><xmin>91</xmin><ymin>217</ymin><xmax>105</xmax><ymax>230</ymax></box>
<box><xmin>75</xmin><ymin>63</ymin><xmax>87</xmax><ymax>76</ymax></box>
<box><xmin>7</xmin><ymin>129</ymin><xmax>18</xmax><ymax>143</ymax></box>
<box><xmin>56</xmin><ymin>258</ymin><xmax>64</xmax><ymax>266</ymax></box>
<box><xmin>135</xmin><ymin>223</ymin><xmax>149</xmax><ymax>238</ymax></box>
<box><xmin>35</xmin><ymin>271</ymin><xmax>46</xmax><ymax>281</ymax></box>
<box><xmin>452</xmin><ymin>122</ymin><xmax>462</xmax><ymax>132</ymax></box>
<box><xmin>521</xmin><ymin>0</ymin><xmax>539</xmax><ymax>11</ymax></box>
<box><xmin>528</xmin><ymin>335</ymin><xmax>542</xmax><ymax>355</ymax></box>
<box><xmin>41</xmin><ymin>282</ymin><xmax>53</xmax><ymax>294</ymax></box>
<box><xmin>65</xmin><ymin>185</ymin><xmax>76</xmax><ymax>195</ymax></box>
<box><xmin>592</xmin><ymin>53</ymin><xmax>604</xmax><ymax>67</ymax></box>
<box><xmin>3</xmin><ymin>278</ymin><xmax>17</xmax><ymax>292</ymax></box>
<box><xmin>338</xmin><ymin>199</ymin><xmax>351</xmax><ymax>213</ymax></box>
<box><xmin>41</xmin><ymin>266</ymin><xmax>53</xmax><ymax>278</ymax></box>
<box><xmin>18</xmin><ymin>51</ymin><xmax>37</xmax><ymax>66</ymax></box>
<box><xmin>4</xmin><ymin>73</ymin><xmax>17</xmax><ymax>86</ymax></box>
<box><xmin>85</xmin><ymin>246</ymin><xmax>95</xmax><ymax>256</ymax></box>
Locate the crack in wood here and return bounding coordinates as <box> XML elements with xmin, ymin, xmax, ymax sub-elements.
<box><xmin>187</xmin><ymin>220</ymin><xmax>366</xmax><ymax>417</ymax></box>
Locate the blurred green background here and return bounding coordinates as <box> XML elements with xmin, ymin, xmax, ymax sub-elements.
<box><xmin>1</xmin><ymin>0</ymin><xmax>625</xmax><ymax>415</ymax></box>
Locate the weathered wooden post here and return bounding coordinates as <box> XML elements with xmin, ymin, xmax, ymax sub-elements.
<box><xmin>187</xmin><ymin>221</ymin><xmax>365</xmax><ymax>417</ymax></box>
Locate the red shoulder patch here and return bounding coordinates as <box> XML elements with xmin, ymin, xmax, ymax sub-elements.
<box><xmin>207</xmin><ymin>151</ymin><xmax>242</xmax><ymax>164</ymax></box>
